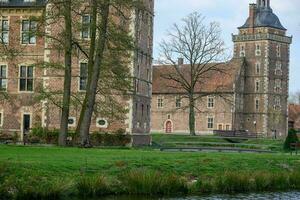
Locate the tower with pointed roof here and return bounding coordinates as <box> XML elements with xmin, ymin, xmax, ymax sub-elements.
<box><xmin>232</xmin><ymin>0</ymin><xmax>292</xmax><ymax>137</ymax></box>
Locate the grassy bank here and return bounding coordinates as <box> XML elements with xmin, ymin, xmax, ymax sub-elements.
<box><xmin>152</xmin><ymin>134</ymin><xmax>285</xmax><ymax>151</ymax></box>
<box><xmin>0</xmin><ymin>145</ymin><xmax>300</xmax><ymax>199</ymax></box>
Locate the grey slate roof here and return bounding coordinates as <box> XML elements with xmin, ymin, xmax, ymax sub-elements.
<box><xmin>239</xmin><ymin>8</ymin><xmax>286</xmax><ymax>30</ymax></box>
<box><xmin>0</xmin><ymin>0</ymin><xmax>46</xmax><ymax>8</ymax></box>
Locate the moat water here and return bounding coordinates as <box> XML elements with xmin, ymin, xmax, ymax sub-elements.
<box><xmin>98</xmin><ymin>191</ymin><xmax>300</xmax><ymax>200</ymax></box>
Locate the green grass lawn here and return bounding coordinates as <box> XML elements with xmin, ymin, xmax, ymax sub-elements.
<box><xmin>151</xmin><ymin>133</ymin><xmax>285</xmax><ymax>151</ymax></box>
<box><xmin>0</xmin><ymin>145</ymin><xmax>299</xmax><ymax>179</ymax></box>
<box><xmin>1</xmin><ymin>145</ymin><xmax>300</xmax><ymax>198</ymax></box>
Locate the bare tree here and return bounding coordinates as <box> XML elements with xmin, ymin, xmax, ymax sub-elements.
<box><xmin>289</xmin><ymin>91</ymin><xmax>300</xmax><ymax>104</ymax></box>
<box><xmin>158</xmin><ymin>12</ymin><xmax>227</xmax><ymax>136</ymax></box>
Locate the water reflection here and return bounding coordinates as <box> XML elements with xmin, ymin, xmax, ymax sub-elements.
<box><xmin>101</xmin><ymin>192</ymin><xmax>300</xmax><ymax>200</ymax></box>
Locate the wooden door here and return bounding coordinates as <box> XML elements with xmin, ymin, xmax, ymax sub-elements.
<box><xmin>165</xmin><ymin>121</ymin><xmax>172</xmax><ymax>133</ymax></box>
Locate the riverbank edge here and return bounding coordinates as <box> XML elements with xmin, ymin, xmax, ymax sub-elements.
<box><xmin>1</xmin><ymin>165</ymin><xmax>300</xmax><ymax>200</ymax></box>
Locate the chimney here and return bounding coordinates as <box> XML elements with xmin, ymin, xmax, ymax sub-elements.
<box><xmin>178</xmin><ymin>58</ymin><xmax>184</xmax><ymax>66</ymax></box>
<box><xmin>249</xmin><ymin>4</ymin><xmax>256</xmax><ymax>34</ymax></box>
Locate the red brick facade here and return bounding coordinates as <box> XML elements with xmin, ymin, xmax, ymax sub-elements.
<box><xmin>0</xmin><ymin>0</ymin><xmax>154</xmax><ymax>145</ymax></box>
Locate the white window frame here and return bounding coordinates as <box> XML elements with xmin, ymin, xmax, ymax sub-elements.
<box><xmin>275</xmin><ymin>62</ymin><xmax>282</xmax><ymax>75</ymax></box>
<box><xmin>96</xmin><ymin>118</ymin><xmax>108</xmax><ymax>128</ymax></box>
<box><xmin>225</xmin><ymin>124</ymin><xmax>231</xmax><ymax>131</ymax></box>
<box><xmin>274</xmin><ymin>96</ymin><xmax>281</xmax><ymax>110</ymax></box>
<box><xmin>18</xmin><ymin>65</ymin><xmax>34</xmax><ymax>93</ymax></box>
<box><xmin>81</xmin><ymin>15</ymin><xmax>91</xmax><ymax>39</ymax></box>
<box><xmin>0</xmin><ymin>64</ymin><xmax>8</xmax><ymax>91</ymax></box>
<box><xmin>157</xmin><ymin>96</ymin><xmax>163</xmax><ymax>108</ymax></box>
<box><xmin>207</xmin><ymin>96</ymin><xmax>215</xmax><ymax>108</ymax></box>
<box><xmin>217</xmin><ymin>123</ymin><xmax>223</xmax><ymax>130</ymax></box>
<box><xmin>255</xmin><ymin>44</ymin><xmax>261</xmax><ymax>56</ymax></box>
<box><xmin>274</xmin><ymin>79</ymin><xmax>282</xmax><ymax>92</ymax></box>
<box><xmin>68</xmin><ymin>117</ymin><xmax>76</xmax><ymax>127</ymax></box>
<box><xmin>21</xmin><ymin>19</ymin><xmax>37</xmax><ymax>45</ymax></box>
<box><xmin>0</xmin><ymin>18</ymin><xmax>9</xmax><ymax>45</ymax></box>
<box><xmin>175</xmin><ymin>96</ymin><xmax>182</xmax><ymax>108</ymax></box>
<box><xmin>207</xmin><ymin>116</ymin><xmax>214</xmax><ymax>129</ymax></box>
<box><xmin>79</xmin><ymin>62</ymin><xmax>88</xmax><ymax>92</ymax></box>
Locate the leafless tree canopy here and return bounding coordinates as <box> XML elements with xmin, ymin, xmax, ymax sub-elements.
<box><xmin>158</xmin><ymin>12</ymin><xmax>229</xmax><ymax>135</ymax></box>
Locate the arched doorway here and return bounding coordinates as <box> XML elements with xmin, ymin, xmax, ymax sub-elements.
<box><xmin>165</xmin><ymin>120</ymin><xmax>173</xmax><ymax>133</ymax></box>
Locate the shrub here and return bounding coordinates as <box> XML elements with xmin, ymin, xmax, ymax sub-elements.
<box><xmin>76</xmin><ymin>175</ymin><xmax>112</xmax><ymax>198</ymax></box>
<box><xmin>214</xmin><ymin>171</ymin><xmax>254</xmax><ymax>193</ymax></box>
<box><xmin>90</xmin><ymin>132</ymin><xmax>131</xmax><ymax>147</ymax></box>
<box><xmin>121</xmin><ymin>169</ymin><xmax>188</xmax><ymax>196</ymax></box>
<box><xmin>289</xmin><ymin>171</ymin><xmax>300</xmax><ymax>190</ymax></box>
<box><xmin>284</xmin><ymin>129</ymin><xmax>299</xmax><ymax>151</ymax></box>
<box><xmin>1</xmin><ymin>176</ymin><xmax>72</xmax><ymax>200</ymax></box>
<box><xmin>90</xmin><ymin>132</ymin><xmax>105</xmax><ymax>146</ymax></box>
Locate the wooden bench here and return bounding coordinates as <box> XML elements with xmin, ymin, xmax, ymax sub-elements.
<box><xmin>290</xmin><ymin>142</ymin><xmax>300</xmax><ymax>155</ymax></box>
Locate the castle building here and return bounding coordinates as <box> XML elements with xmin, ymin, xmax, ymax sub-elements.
<box><xmin>151</xmin><ymin>0</ymin><xmax>292</xmax><ymax>137</ymax></box>
<box><xmin>0</xmin><ymin>0</ymin><xmax>154</xmax><ymax>145</ymax></box>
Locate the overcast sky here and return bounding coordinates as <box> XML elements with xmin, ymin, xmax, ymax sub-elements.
<box><xmin>153</xmin><ymin>0</ymin><xmax>300</xmax><ymax>93</ymax></box>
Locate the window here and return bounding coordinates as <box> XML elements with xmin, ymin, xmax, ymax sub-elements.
<box><xmin>255</xmin><ymin>80</ymin><xmax>260</xmax><ymax>92</ymax></box>
<box><xmin>208</xmin><ymin>96</ymin><xmax>214</xmax><ymax>108</ymax></box>
<box><xmin>0</xmin><ymin>65</ymin><xmax>7</xmax><ymax>91</ymax></box>
<box><xmin>255</xmin><ymin>98</ymin><xmax>259</xmax><ymax>111</ymax></box>
<box><xmin>0</xmin><ymin>19</ymin><xmax>9</xmax><ymax>44</ymax></box>
<box><xmin>274</xmin><ymin>96</ymin><xmax>281</xmax><ymax>110</ymax></box>
<box><xmin>218</xmin><ymin>124</ymin><xmax>223</xmax><ymax>130</ymax></box>
<box><xmin>19</xmin><ymin>66</ymin><xmax>33</xmax><ymax>91</ymax></box>
<box><xmin>225</xmin><ymin>124</ymin><xmax>231</xmax><ymax>131</ymax></box>
<box><xmin>255</xmin><ymin>44</ymin><xmax>261</xmax><ymax>56</ymax></box>
<box><xmin>21</xmin><ymin>20</ymin><xmax>36</xmax><ymax>44</ymax></box>
<box><xmin>96</xmin><ymin>118</ymin><xmax>108</xmax><ymax>128</ymax></box>
<box><xmin>240</xmin><ymin>45</ymin><xmax>245</xmax><ymax>57</ymax></box>
<box><xmin>175</xmin><ymin>96</ymin><xmax>181</xmax><ymax>108</ymax></box>
<box><xmin>275</xmin><ymin>62</ymin><xmax>282</xmax><ymax>75</ymax></box>
<box><xmin>275</xmin><ymin>79</ymin><xmax>282</xmax><ymax>92</ymax></box>
<box><xmin>79</xmin><ymin>62</ymin><xmax>87</xmax><ymax>91</ymax></box>
<box><xmin>256</xmin><ymin>63</ymin><xmax>260</xmax><ymax>74</ymax></box>
<box><xmin>207</xmin><ymin>117</ymin><xmax>214</xmax><ymax>129</ymax></box>
<box><xmin>157</xmin><ymin>97</ymin><xmax>163</xmax><ymax>108</ymax></box>
<box><xmin>276</xmin><ymin>44</ymin><xmax>281</xmax><ymax>57</ymax></box>
<box><xmin>82</xmin><ymin>15</ymin><xmax>91</xmax><ymax>39</ymax></box>
<box><xmin>141</xmin><ymin>104</ymin><xmax>144</xmax><ymax>117</ymax></box>
<box><xmin>68</xmin><ymin>117</ymin><xmax>76</xmax><ymax>127</ymax></box>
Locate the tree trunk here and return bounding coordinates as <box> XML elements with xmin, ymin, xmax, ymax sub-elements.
<box><xmin>76</xmin><ymin>0</ymin><xmax>97</xmax><ymax>136</ymax></box>
<box><xmin>59</xmin><ymin>0</ymin><xmax>72</xmax><ymax>146</ymax></box>
<box><xmin>79</xmin><ymin>1</ymin><xmax>110</xmax><ymax>147</ymax></box>
<box><xmin>189</xmin><ymin>95</ymin><xmax>196</xmax><ymax>136</ymax></box>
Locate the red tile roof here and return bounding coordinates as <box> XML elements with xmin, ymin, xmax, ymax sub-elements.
<box><xmin>152</xmin><ymin>58</ymin><xmax>244</xmax><ymax>94</ymax></box>
<box><xmin>289</xmin><ymin>104</ymin><xmax>300</xmax><ymax>129</ymax></box>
